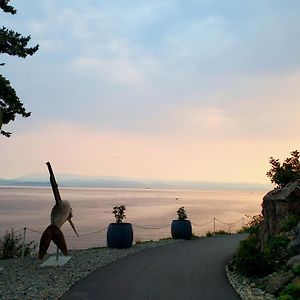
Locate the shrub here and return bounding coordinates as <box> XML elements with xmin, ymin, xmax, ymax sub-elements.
<box><xmin>112</xmin><ymin>205</ymin><xmax>126</xmax><ymax>223</ymax></box>
<box><xmin>293</xmin><ymin>265</ymin><xmax>300</xmax><ymax>275</ymax></box>
<box><xmin>238</xmin><ymin>214</ymin><xmax>264</xmax><ymax>235</ymax></box>
<box><xmin>214</xmin><ymin>230</ymin><xmax>229</xmax><ymax>235</ymax></box>
<box><xmin>206</xmin><ymin>231</ymin><xmax>213</xmax><ymax>237</ymax></box>
<box><xmin>233</xmin><ymin>233</ymin><xmax>289</xmax><ymax>277</ymax></box>
<box><xmin>262</xmin><ymin>235</ymin><xmax>289</xmax><ymax>269</ymax></box>
<box><xmin>279</xmin><ymin>283</ymin><xmax>300</xmax><ymax>300</ymax></box>
<box><xmin>280</xmin><ymin>215</ymin><xmax>300</xmax><ymax>232</ymax></box>
<box><xmin>177</xmin><ymin>207</ymin><xmax>187</xmax><ymax>221</ymax></box>
<box><xmin>0</xmin><ymin>229</ymin><xmax>36</xmax><ymax>259</ymax></box>
<box><xmin>233</xmin><ymin>234</ymin><xmax>271</xmax><ymax>277</ymax></box>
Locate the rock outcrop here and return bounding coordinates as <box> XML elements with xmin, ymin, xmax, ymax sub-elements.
<box><xmin>260</xmin><ymin>180</ymin><xmax>300</xmax><ymax>245</ymax></box>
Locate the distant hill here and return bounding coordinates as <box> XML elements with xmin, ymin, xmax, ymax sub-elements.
<box><xmin>0</xmin><ymin>173</ymin><xmax>272</xmax><ymax>191</ymax></box>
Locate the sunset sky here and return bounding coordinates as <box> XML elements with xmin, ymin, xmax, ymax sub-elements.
<box><xmin>1</xmin><ymin>0</ymin><xmax>300</xmax><ymax>184</ymax></box>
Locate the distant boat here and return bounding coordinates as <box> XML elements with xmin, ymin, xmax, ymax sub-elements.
<box><xmin>146</xmin><ymin>187</ymin><xmax>151</xmax><ymax>190</ymax></box>
<box><xmin>176</xmin><ymin>197</ymin><xmax>179</xmax><ymax>200</ymax></box>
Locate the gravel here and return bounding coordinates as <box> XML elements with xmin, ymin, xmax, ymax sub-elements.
<box><xmin>1</xmin><ymin>239</ymin><xmax>271</xmax><ymax>300</ymax></box>
<box><xmin>0</xmin><ymin>240</ymin><xmax>180</xmax><ymax>300</ymax></box>
<box><xmin>226</xmin><ymin>264</ymin><xmax>276</xmax><ymax>300</ymax></box>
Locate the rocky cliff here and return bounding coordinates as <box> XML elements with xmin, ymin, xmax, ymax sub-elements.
<box><xmin>260</xmin><ymin>180</ymin><xmax>300</xmax><ymax>244</ymax></box>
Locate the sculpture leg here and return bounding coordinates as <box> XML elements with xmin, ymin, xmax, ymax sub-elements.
<box><xmin>51</xmin><ymin>225</ymin><xmax>68</xmax><ymax>256</ymax></box>
<box><xmin>38</xmin><ymin>224</ymin><xmax>68</xmax><ymax>259</ymax></box>
<box><xmin>39</xmin><ymin>224</ymin><xmax>53</xmax><ymax>259</ymax></box>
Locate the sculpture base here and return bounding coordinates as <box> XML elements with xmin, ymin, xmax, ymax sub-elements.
<box><xmin>40</xmin><ymin>255</ymin><xmax>71</xmax><ymax>267</ymax></box>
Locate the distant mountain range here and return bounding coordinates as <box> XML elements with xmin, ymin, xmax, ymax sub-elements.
<box><xmin>0</xmin><ymin>173</ymin><xmax>272</xmax><ymax>191</ymax></box>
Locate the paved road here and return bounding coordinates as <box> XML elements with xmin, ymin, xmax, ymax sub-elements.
<box><xmin>62</xmin><ymin>234</ymin><xmax>246</xmax><ymax>300</ymax></box>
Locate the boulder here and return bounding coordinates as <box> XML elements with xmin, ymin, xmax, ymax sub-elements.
<box><xmin>287</xmin><ymin>236</ymin><xmax>300</xmax><ymax>256</ymax></box>
<box><xmin>287</xmin><ymin>224</ymin><xmax>300</xmax><ymax>256</ymax></box>
<box><xmin>287</xmin><ymin>254</ymin><xmax>300</xmax><ymax>269</ymax></box>
<box><xmin>292</xmin><ymin>276</ymin><xmax>300</xmax><ymax>286</ymax></box>
<box><xmin>264</xmin><ymin>271</ymin><xmax>294</xmax><ymax>295</ymax></box>
<box><xmin>260</xmin><ymin>181</ymin><xmax>300</xmax><ymax>245</ymax></box>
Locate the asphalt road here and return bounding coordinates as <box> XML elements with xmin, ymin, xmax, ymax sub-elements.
<box><xmin>62</xmin><ymin>234</ymin><xmax>245</xmax><ymax>300</ymax></box>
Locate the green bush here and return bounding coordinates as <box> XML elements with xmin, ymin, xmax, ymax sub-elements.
<box><xmin>280</xmin><ymin>215</ymin><xmax>300</xmax><ymax>232</ymax></box>
<box><xmin>279</xmin><ymin>295</ymin><xmax>295</xmax><ymax>300</ymax></box>
<box><xmin>262</xmin><ymin>235</ymin><xmax>289</xmax><ymax>269</ymax></box>
<box><xmin>233</xmin><ymin>234</ymin><xmax>271</xmax><ymax>277</ymax></box>
<box><xmin>279</xmin><ymin>283</ymin><xmax>300</xmax><ymax>300</ymax></box>
<box><xmin>0</xmin><ymin>229</ymin><xmax>36</xmax><ymax>259</ymax></box>
<box><xmin>233</xmin><ymin>233</ymin><xmax>290</xmax><ymax>278</ymax></box>
<box><xmin>214</xmin><ymin>230</ymin><xmax>229</xmax><ymax>235</ymax></box>
<box><xmin>206</xmin><ymin>231</ymin><xmax>213</xmax><ymax>237</ymax></box>
<box><xmin>293</xmin><ymin>265</ymin><xmax>300</xmax><ymax>275</ymax></box>
<box><xmin>238</xmin><ymin>214</ymin><xmax>263</xmax><ymax>234</ymax></box>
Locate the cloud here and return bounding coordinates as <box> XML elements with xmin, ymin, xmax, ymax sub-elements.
<box><xmin>2</xmin><ymin>0</ymin><xmax>300</xmax><ymax>183</ymax></box>
<box><xmin>73</xmin><ymin>57</ymin><xmax>145</xmax><ymax>84</ymax></box>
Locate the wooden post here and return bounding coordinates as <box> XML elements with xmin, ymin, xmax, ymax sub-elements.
<box><xmin>213</xmin><ymin>218</ymin><xmax>216</xmax><ymax>235</ymax></box>
<box><xmin>21</xmin><ymin>227</ymin><xmax>26</xmax><ymax>258</ymax></box>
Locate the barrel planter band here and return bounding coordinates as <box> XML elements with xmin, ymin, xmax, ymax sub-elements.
<box><xmin>107</xmin><ymin>223</ymin><xmax>133</xmax><ymax>249</ymax></box>
<box><xmin>171</xmin><ymin>220</ymin><xmax>192</xmax><ymax>240</ymax></box>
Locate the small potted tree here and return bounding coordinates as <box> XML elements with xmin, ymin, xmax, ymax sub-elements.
<box><xmin>106</xmin><ymin>205</ymin><xmax>133</xmax><ymax>248</ymax></box>
<box><xmin>171</xmin><ymin>207</ymin><xmax>192</xmax><ymax>240</ymax></box>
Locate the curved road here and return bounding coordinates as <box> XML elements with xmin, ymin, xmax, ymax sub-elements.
<box><xmin>62</xmin><ymin>234</ymin><xmax>245</xmax><ymax>300</ymax></box>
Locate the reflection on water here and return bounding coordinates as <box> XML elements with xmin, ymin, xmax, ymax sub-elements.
<box><xmin>0</xmin><ymin>186</ymin><xmax>267</xmax><ymax>250</ymax></box>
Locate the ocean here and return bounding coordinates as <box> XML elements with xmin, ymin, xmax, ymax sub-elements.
<box><xmin>0</xmin><ymin>186</ymin><xmax>267</xmax><ymax>251</ymax></box>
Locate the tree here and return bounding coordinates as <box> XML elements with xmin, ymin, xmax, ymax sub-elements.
<box><xmin>266</xmin><ymin>150</ymin><xmax>300</xmax><ymax>188</ymax></box>
<box><xmin>0</xmin><ymin>0</ymin><xmax>39</xmax><ymax>137</ymax></box>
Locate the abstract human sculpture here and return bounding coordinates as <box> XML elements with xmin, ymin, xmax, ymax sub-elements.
<box><xmin>39</xmin><ymin>162</ymin><xmax>79</xmax><ymax>259</ymax></box>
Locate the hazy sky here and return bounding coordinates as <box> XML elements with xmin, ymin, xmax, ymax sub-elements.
<box><xmin>1</xmin><ymin>0</ymin><xmax>300</xmax><ymax>183</ymax></box>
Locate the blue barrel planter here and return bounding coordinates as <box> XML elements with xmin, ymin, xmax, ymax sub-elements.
<box><xmin>107</xmin><ymin>223</ymin><xmax>133</xmax><ymax>248</ymax></box>
<box><xmin>171</xmin><ymin>220</ymin><xmax>192</xmax><ymax>240</ymax></box>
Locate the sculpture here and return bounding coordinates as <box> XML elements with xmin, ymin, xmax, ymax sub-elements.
<box><xmin>39</xmin><ymin>162</ymin><xmax>79</xmax><ymax>259</ymax></box>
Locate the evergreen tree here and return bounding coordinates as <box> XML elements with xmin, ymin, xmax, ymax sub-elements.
<box><xmin>0</xmin><ymin>0</ymin><xmax>39</xmax><ymax>137</ymax></box>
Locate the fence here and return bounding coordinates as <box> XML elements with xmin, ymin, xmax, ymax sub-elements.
<box><xmin>0</xmin><ymin>217</ymin><xmax>246</xmax><ymax>257</ymax></box>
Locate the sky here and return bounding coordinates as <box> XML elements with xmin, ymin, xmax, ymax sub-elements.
<box><xmin>1</xmin><ymin>0</ymin><xmax>300</xmax><ymax>184</ymax></box>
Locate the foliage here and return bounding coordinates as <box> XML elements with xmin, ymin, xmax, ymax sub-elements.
<box><xmin>233</xmin><ymin>234</ymin><xmax>271</xmax><ymax>277</ymax></box>
<box><xmin>0</xmin><ymin>0</ymin><xmax>39</xmax><ymax>137</ymax></box>
<box><xmin>206</xmin><ymin>231</ymin><xmax>213</xmax><ymax>237</ymax></box>
<box><xmin>206</xmin><ymin>230</ymin><xmax>229</xmax><ymax>237</ymax></box>
<box><xmin>238</xmin><ymin>214</ymin><xmax>264</xmax><ymax>235</ymax></box>
<box><xmin>266</xmin><ymin>150</ymin><xmax>300</xmax><ymax>188</ymax></box>
<box><xmin>293</xmin><ymin>265</ymin><xmax>300</xmax><ymax>275</ymax></box>
<box><xmin>280</xmin><ymin>215</ymin><xmax>300</xmax><ymax>232</ymax></box>
<box><xmin>279</xmin><ymin>283</ymin><xmax>300</xmax><ymax>300</ymax></box>
<box><xmin>214</xmin><ymin>230</ymin><xmax>230</xmax><ymax>235</ymax></box>
<box><xmin>177</xmin><ymin>206</ymin><xmax>187</xmax><ymax>221</ymax></box>
<box><xmin>0</xmin><ymin>0</ymin><xmax>16</xmax><ymax>14</ymax></box>
<box><xmin>135</xmin><ymin>239</ymin><xmax>154</xmax><ymax>245</ymax></box>
<box><xmin>262</xmin><ymin>235</ymin><xmax>289</xmax><ymax>269</ymax></box>
<box><xmin>233</xmin><ymin>232</ymin><xmax>289</xmax><ymax>277</ymax></box>
<box><xmin>0</xmin><ymin>228</ymin><xmax>36</xmax><ymax>259</ymax></box>
<box><xmin>159</xmin><ymin>237</ymin><xmax>172</xmax><ymax>241</ymax></box>
<box><xmin>191</xmin><ymin>232</ymin><xmax>199</xmax><ymax>239</ymax></box>
<box><xmin>112</xmin><ymin>205</ymin><xmax>126</xmax><ymax>224</ymax></box>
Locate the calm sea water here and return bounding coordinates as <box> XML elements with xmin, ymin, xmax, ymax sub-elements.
<box><xmin>0</xmin><ymin>186</ymin><xmax>267</xmax><ymax>251</ymax></box>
